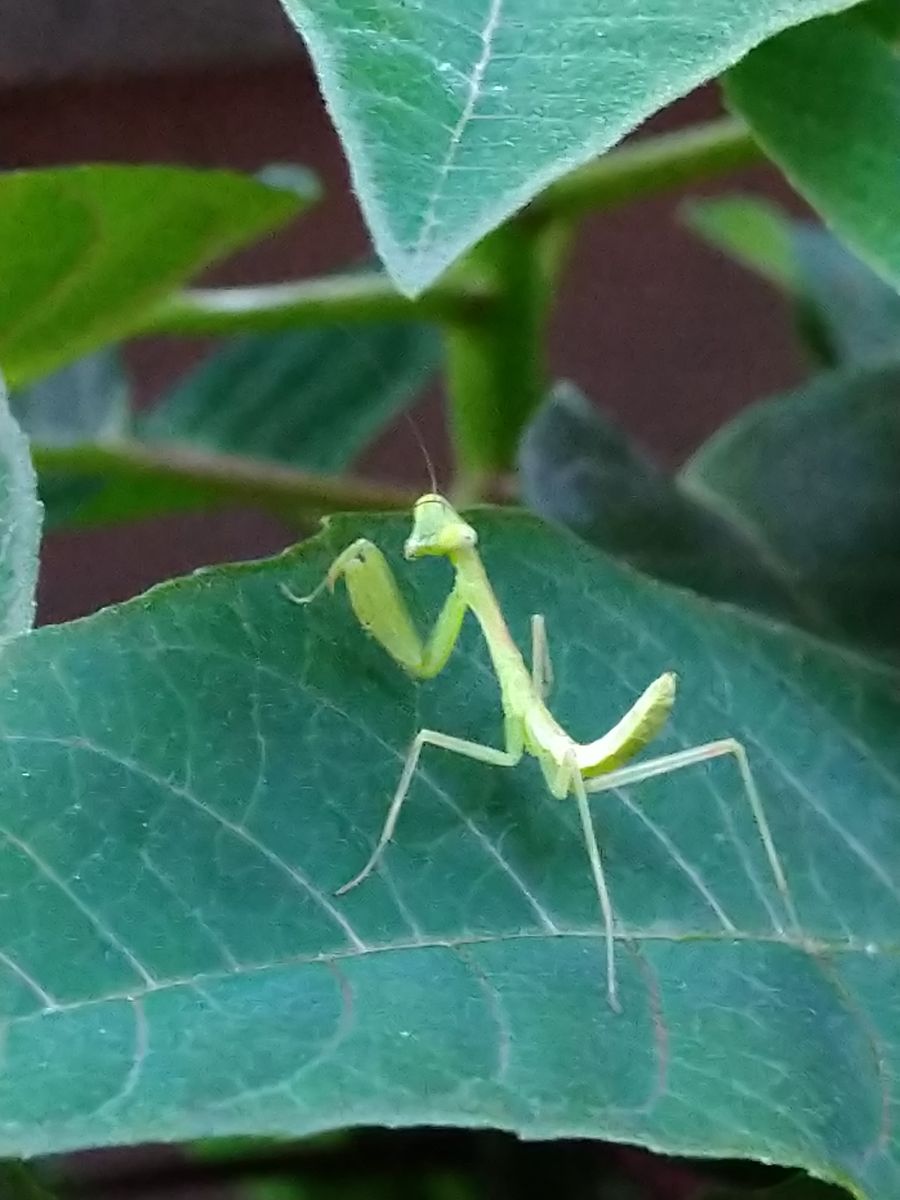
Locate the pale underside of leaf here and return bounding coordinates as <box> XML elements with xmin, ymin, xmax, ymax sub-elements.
<box><xmin>281</xmin><ymin>0</ymin><xmax>858</xmax><ymax>294</ymax></box>
<box><xmin>0</xmin><ymin>378</ymin><xmax>41</xmax><ymax>641</ymax></box>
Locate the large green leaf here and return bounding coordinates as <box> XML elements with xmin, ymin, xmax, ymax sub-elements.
<box><xmin>0</xmin><ymin>377</ymin><xmax>41</xmax><ymax>642</ymax></box>
<box><xmin>727</xmin><ymin>12</ymin><xmax>900</xmax><ymax>295</ymax></box>
<box><xmin>278</xmin><ymin>0</ymin><xmax>857</xmax><ymax>295</ymax></box>
<box><xmin>2</xmin><ymin>509</ymin><xmax>899</xmax><ymax>1200</ymax></box>
<box><xmin>140</xmin><ymin>323</ymin><xmax>439</xmax><ymax>473</ymax></box>
<box><xmin>684</xmin><ymin>197</ymin><xmax>900</xmax><ymax>366</ymax></box>
<box><xmin>0</xmin><ymin>167</ymin><xmax>304</xmax><ymax>387</ymax></box>
<box><xmin>681</xmin><ymin>361</ymin><xmax>900</xmax><ymax>662</ymax></box>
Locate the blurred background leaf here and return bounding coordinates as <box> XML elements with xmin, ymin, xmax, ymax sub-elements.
<box><xmin>727</xmin><ymin>12</ymin><xmax>900</xmax><ymax>300</ymax></box>
<box><xmin>684</xmin><ymin>196</ymin><xmax>900</xmax><ymax>368</ymax></box>
<box><xmin>0</xmin><ymin>165</ymin><xmax>306</xmax><ymax>386</ymax></box>
<box><xmin>522</xmin><ymin>367</ymin><xmax>900</xmax><ymax>662</ymax></box>
<box><xmin>140</xmin><ymin>321</ymin><xmax>439</xmax><ymax>473</ymax></box>
<box><xmin>519</xmin><ymin>382</ymin><xmax>803</xmax><ymax>622</ymax></box>
<box><xmin>16</xmin><ymin>319</ymin><xmax>438</xmax><ymax>531</ymax></box>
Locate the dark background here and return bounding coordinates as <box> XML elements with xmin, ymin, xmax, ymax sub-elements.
<box><xmin>1</xmin><ymin>4</ymin><xmax>803</xmax><ymax>1195</ymax></box>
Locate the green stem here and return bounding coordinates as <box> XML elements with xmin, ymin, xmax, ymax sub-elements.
<box><xmin>443</xmin><ymin>118</ymin><xmax>760</xmax><ymax>493</ymax></box>
<box><xmin>0</xmin><ymin>1163</ymin><xmax>60</xmax><ymax>1200</ymax></box>
<box><xmin>34</xmin><ymin>441</ymin><xmax>416</xmax><ymax>518</ymax></box>
<box><xmin>444</xmin><ymin>218</ymin><xmax>570</xmax><ymax>494</ymax></box>
<box><xmin>525</xmin><ymin>117</ymin><xmax>761</xmax><ymax>224</ymax></box>
<box><xmin>142</xmin><ymin>272</ymin><xmax>492</xmax><ymax>337</ymax></box>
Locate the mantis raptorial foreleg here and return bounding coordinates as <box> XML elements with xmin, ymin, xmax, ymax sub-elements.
<box><xmin>282</xmin><ymin>538</ymin><xmax>466</xmax><ymax>680</ymax></box>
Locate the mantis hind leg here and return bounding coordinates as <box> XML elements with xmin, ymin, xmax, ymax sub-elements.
<box><xmin>547</xmin><ymin>754</ymin><xmax>620</xmax><ymax>1012</ymax></box>
<box><xmin>530</xmin><ymin>614</ymin><xmax>554</xmax><ymax>700</ymax></box>
<box><xmin>585</xmin><ymin>738</ymin><xmax>799</xmax><ymax>935</ymax></box>
<box><xmin>337</xmin><ymin>727</ymin><xmax>524</xmax><ymax>895</ymax></box>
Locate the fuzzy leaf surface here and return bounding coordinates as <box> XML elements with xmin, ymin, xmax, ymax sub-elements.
<box><xmin>279</xmin><ymin>0</ymin><xmax>856</xmax><ymax>293</ymax></box>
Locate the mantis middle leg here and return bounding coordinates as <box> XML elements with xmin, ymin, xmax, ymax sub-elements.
<box><xmin>337</xmin><ymin>721</ymin><xmax>526</xmax><ymax>895</ymax></box>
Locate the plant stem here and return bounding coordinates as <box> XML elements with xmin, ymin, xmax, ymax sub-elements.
<box><xmin>0</xmin><ymin>1163</ymin><xmax>60</xmax><ymax>1200</ymax></box>
<box><xmin>34</xmin><ymin>441</ymin><xmax>416</xmax><ymax>519</ymax></box>
<box><xmin>444</xmin><ymin>218</ymin><xmax>570</xmax><ymax>495</ymax></box>
<box><xmin>525</xmin><ymin>117</ymin><xmax>761</xmax><ymax>224</ymax></box>
<box><xmin>142</xmin><ymin>272</ymin><xmax>492</xmax><ymax>337</ymax></box>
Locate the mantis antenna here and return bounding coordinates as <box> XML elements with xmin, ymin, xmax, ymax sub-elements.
<box><xmin>284</xmin><ymin>493</ymin><xmax>798</xmax><ymax>1011</ymax></box>
<box><xmin>403</xmin><ymin>411</ymin><xmax>439</xmax><ymax>494</ymax></box>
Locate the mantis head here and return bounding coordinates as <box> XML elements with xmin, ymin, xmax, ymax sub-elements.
<box><xmin>405</xmin><ymin>493</ymin><xmax>478</xmax><ymax>559</ymax></box>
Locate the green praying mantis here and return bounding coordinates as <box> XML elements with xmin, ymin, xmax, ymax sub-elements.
<box><xmin>285</xmin><ymin>493</ymin><xmax>798</xmax><ymax>1011</ymax></box>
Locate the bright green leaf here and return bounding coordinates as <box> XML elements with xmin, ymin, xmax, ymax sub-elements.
<box><xmin>279</xmin><ymin>0</ymin><xmax>857</xmax><ymax>295</ymax></box>
<box><xmin>684</xmin><ymin>197</ymin><xmax>900</xmax><ymax>367</ymax></box>
<box><xmin>0</xmin><ymin>167</ymin><xmax>304</xmax><ymax>387</ymax></box>
<box><xmin>0</xmin><ymin>376</ymin><xmax>41</xmax><ymax>642</ymax></box>
<box><xmin>682</xmin><ymin>361</ymin><xmax>900</xmax><ymax>661</ymax></box>
<box><xmin>140</xmin><ymin>323</ymin><xmax>440</xmax><ymax>473</ymax></box>
<box><xmin>519</xmin><ymin>383</ymin><xmax>802</xmax><ymax>623</ymax></box>
<box><xmin>727</xmin><ymin>13</ymin><xmax>900</xmax><ymax>295</ymax></box>
<box><xmin>682</xmin><ymin>195</ymin><xmax>798</xmax><ymax>292</ymax></box>
<box><xmin>858</xmin><ymin>0</ymin><xmax>900</xmax><ymax>39</ymax></box>
<box><xmin>1</xmin><ymin>509</ymin><xmax>899</xmax><ymax>1200</ymax></box>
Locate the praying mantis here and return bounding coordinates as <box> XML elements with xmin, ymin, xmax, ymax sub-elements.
<box><xmin>285</xmin><ymin>493</ymin><xmax>797</xmax><ymax>1011</ymax></box>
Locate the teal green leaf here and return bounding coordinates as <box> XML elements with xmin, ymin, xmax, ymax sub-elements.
<box><xmin>519</xmin><ymin>383</ymin><xmax>802</xmax><ymax>623</ymax></box>
<box><xmin>278</xmin><ymin>0</ymin><xmax>858</xmax><ymax>295</ymax></box>
<box><xmin>684</xmin><ymin>197</ymin><xmax>900</xmax><ymax>367</ymax></box>
<box><xmin>0</xmin><ymin>167</ymin><xmax>304</xmax><ymax>387</ymax></box>
<box><xmin>10</xmin><ymin>352</ymin><xmax>129</xmax><ymax>447</ymax></box>
<box><xmin>727</xmin><ymin>12</ymin><xmax>900</xmax><ymax>295</ymax></box>
<box><xmin>1</xmin><ymin>508</ymin><xmax>900</xmax><ymax>1200</ymax></box>
<box><xmin>682</xmin><ymin>361</ymin><xmax>900</xmax><ymax>661</ymax></box>
<box><xmin>793</xmin><ymin>227</ymin><xmax>900</xmax><ymax>365</ymax></box>
<box><xmin>140</xmin><ymin>323</ymin><xmax>440</xmax><ymax>473</ymax></box>
<box><xmin>28</xmin><ymin>321</ymin><xmax>437</xmax><ymax>532</ymax></box>
<box><xmin>522</xmin><ymin>374</ymin><xmax>900</xmax><ymax>661</ymax></box>
<box><xmin>0</xmin><ymin>376</ymin><xmax>41</xmax><ymax>641</ymax></box>
<box><xmin>10</xmin><ymin>351</ymin><xmax>132</xmax><ymax>533</ymax></box>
